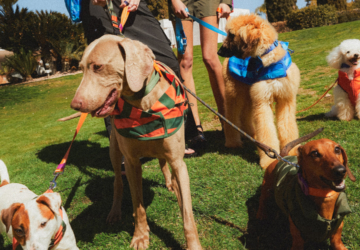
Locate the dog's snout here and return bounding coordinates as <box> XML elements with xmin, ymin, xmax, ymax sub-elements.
<box><xmin>70</xmin><ymin>97</ymin><xmax>83</xmax><ymax>111</ymax></box>
<box><xmin>333</xmin><ymin>165</ymin><xmax>346</xmax><ymax>178</ymax></box>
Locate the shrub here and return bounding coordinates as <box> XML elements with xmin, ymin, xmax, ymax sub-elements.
<box><xmin>2</xmin><ymin>48</ymin><xmax>37</xmax><ymax>81</ymax></box>
<box><xmin>337</xmin><ymin>9</ymin><xmax>360</xmax><ymax>23</ymax></box>
<box><xmin>286</xmin><ymin>5</ymin><xmax>338</xmax><ymax>30</ymax></box>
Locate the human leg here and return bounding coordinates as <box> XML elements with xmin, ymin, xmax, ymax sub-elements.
<box><xmin>199</xmin><ymin>16</ymin><xmax>226</xmax><ymax>118</ymax></box>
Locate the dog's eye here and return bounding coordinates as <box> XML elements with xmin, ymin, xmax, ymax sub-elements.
<box><xmin>40</xmin><ymin>221</ymin><xmax>47</xmax><ymax>227</ymax></box>
<box><xmin>93</xmin><ymin>64</ymin><xmax>103</xmax><ymax>71</ymax></box>
<box><xmin>310</xmin><ymin>150</ymin><xmax>321</xmax><ymax>158</ymax></box>
<box><xmin>334</xmin><ymin>146</ymin><xmax>341</xmax><ymax>154</ymax></box>
<box><xmin>15</xmin><ymin>228</ymin><xmax>24</xmax><ymax>236</ymax></box>
<box><xmin>347</xmin><ymin>51</ymin><xmax>350</xmax><ymax>54</ymax></box>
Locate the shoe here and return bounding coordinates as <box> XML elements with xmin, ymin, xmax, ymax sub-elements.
<box><xmin>191</xmin><ymin>125</ymin><xmax>206</xmax><ymax>146</ymax></box>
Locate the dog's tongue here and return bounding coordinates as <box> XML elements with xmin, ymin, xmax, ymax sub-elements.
<box><xmin>93</xmin><ymin>89</ymin><xmax>118</xmax><ymax>117</ymax></box>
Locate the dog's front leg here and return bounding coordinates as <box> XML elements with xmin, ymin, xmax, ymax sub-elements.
<box><xmin>330</xmin><ymin>221</ymin><xmax>347</xmax><ymax>250</ymax></box>
<box><xmin>159</xmin><ymin>158</ymin><xmax>173</xmax><ymax>192</ymax></box>
<box><xmin>125</xmin><ymin>157</ymin><xmax>150</xmax><ymax>250</ymax></box>
<box><xmin>169</xmin><ymin>158</ymin><xmax>202</xmax><ymax>250</ymax></box>
<box><xmin>275</xmin><ymin>96</ymin><xmax>299</xmax><ymax>152</ymax></box>
<box><xmin>107</xmin><ymin>129</ymin><xmax>124</xmax><ymax>224</ymax></box>
<box><xmin>289</xmin><ymin>216</ymin><xmax>305</xmax><ymax>250</ymax></box>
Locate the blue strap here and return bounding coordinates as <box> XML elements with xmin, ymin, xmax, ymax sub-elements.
<box><xmin>175</xmin><ymin>17</ymin><xmax>187</xmax><ymax>55</ymax></box>
<box><xmin>185</xmin><ymin>8</ymin><xmax>227</xmax><ymax>37</ymax></box>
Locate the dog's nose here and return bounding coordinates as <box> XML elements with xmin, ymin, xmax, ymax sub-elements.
<box><xmin>71</xmin><ymin>98</ymin><xmax>83</xmax><ymax>111</ymax></box>
<box><xmin>333</xmin><ymin>165</ymin><xmax>346</xmax><ymax>178</ymax></box>
<box><xmin>355</xmin><ymin>54</ymin><xmax>359</xmax><ymax>58</ymax></box>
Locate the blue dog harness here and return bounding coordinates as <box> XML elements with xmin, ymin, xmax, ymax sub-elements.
<box><xmin>228</xmin><ymin>41</ymin><xmax>293</xmax><ymax>85</ymax></box>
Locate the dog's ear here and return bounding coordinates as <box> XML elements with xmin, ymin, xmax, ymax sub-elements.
<box><xmin>338</xmin><ymin>145</ymin><xmax>356</xmax><ymax>182</ymax></box>
<box><xmin>118</xmin><ymin>38</ymin><xmax>155</xmax><ymax>93</ymax></box>
<box><xmin>327</xmin><ymin>46</ymin><xmax>343</xmax><ymax>69</ymax></box>
<box><xmin>238</xmin><ymin>26</ymin><xmax>261</xmax><ymax>57</ymax></box>
<box><xmin>36</xmin><ymin>193</ymin><xmax>62</xmax><ymax>216</ymax></box>
<box><xmin>1</xmin><ymin>203</ymin><xmax>22</xmax><ymax>232</ymax></box>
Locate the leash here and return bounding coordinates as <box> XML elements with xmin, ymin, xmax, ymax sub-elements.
<box><xmin>185</xmin><ymin>7</ymin><xmax>227</xmax><ymax>37</ymax></box>
<box><xmin>296</xmin><ymin>79</ymin><xmax>338</xmax><ymax>114</ymax></box>
<box><xmin>49</xmin><ymin>113</ymin><xmax>88</xmax><ymax>190</ymax></box>
<box><xmin>156</xmin><ymin>63</ymin><xmax>299</xmax><ymax>168</ymax></box>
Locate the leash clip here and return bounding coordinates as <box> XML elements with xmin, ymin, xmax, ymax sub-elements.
<box><xmin>49</xmin><ymin>172</ymin><xmax>61</xmax><ymax>190</ymax></box>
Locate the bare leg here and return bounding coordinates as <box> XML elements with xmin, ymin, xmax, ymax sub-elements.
<box><xmin>178</xmin><ymin>20</ymin><xmax>202</xmax><ymax>131</ymax></box>
<box><xmin>107</xmin><ymin>128</ymin><xmax>124</xmax><ymax>224</ymax></box>
<box><xmin>199</xmin><ymin>16</ymin><xmax>226</xmax><ymax>118</ymax></box>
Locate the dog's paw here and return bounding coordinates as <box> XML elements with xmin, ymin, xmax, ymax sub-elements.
<box><xmin>106</xmin><ymin>209</ymin><xmax>122</xmax><ymax>224</ymax></box>
<box><xmin>130</xmin><ymin>231</ymin><xmax>150</xmax><ymax>249</ymax></box>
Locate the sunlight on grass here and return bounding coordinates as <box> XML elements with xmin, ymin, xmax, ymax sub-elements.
<box><xmin>1</xmin><ymin>21</ymin><xmax>360</xmax><ymax>249</ymax></box>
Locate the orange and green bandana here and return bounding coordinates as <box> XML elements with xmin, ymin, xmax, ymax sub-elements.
<box><xmin>111</xmin><ymin>61</ymin><xmax>188</xmax><ymax>140</ymax></box>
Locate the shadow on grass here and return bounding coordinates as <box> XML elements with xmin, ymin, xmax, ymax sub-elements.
<box><xmin>36</xmin><ymin>140</ymin><xmax>113</xmax><ymax>175</ymax></box>
<box><xmin>297</xmin><ymin>113</ymin><xmax>334</xmax><ymax>122</ymax></box>
<box><xmin>70</xmin><ymin>176</ymin><xmax>182</xmax><ymax>249</ymax></box>
<box><xmin>191</xmin><ymin>130</ymin><xmax>259</xmax><ymax>164</ymax></box>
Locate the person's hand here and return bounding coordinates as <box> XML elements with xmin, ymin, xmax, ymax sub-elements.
<box><xmin>120</xmin><ymin>0</ymin><xmax>140</xmax><ymax>12</ymax></box>
<box><xmin>217</xmin><ymin>3</ymin><xmax>231</xmax><ymax>19</ymax></box>
<box><xmin>171</xmin><ymin>0</ymin><xmax>188</xmax><ymax>19</ymax></box>
<box><xmin>92</xmin><ymin>0</ymin><xmax>107</xmax><ymax>7</ymax></box>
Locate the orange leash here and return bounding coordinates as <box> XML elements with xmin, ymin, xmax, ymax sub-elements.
<box><xmin>119</xmin><ymin>6</ymin><xmax>130</xmax><ymax>32</ymax></box>
<box><xmin>296</xmin><ymin>79</ymin><xmax>338</xmax><ymax>114</ymax></box>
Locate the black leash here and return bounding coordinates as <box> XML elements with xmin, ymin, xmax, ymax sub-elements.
<box><xmin>180</xmin><ymin>83</ymin><xmax>300</xmax><ymax>168</ymax></box>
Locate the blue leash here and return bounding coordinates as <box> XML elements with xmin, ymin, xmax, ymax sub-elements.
<box><xmin>175</xmin><ymin>7</ymin><xmax>227</xmax><ymax>54</ymax></box>
<box><xmin>185</xmin><ymin>8</ymin><xmax>227</xmax><ymax>37</ymax></box>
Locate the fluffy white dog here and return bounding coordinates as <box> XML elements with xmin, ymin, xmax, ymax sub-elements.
<box><xmin>326</xmin><ymin>39</ymin><xmax>360</xmax><ymax>121</ymax></box>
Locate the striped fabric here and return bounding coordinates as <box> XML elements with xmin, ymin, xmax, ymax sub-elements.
<box><xmin>111</xmin><ymin>61</ymin><xmax>188</xmax><ymax>140</ymax></box>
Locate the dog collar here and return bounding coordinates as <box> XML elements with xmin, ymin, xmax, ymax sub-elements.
<box><xmin>262</xmin><ymin>40</ymin><xmax>279</xmax><ymax>56</ymax></box>
<box><xmin>297</xmin><ymin>173</ymin><xmax>337</xmax><ymax>197</ymax></box>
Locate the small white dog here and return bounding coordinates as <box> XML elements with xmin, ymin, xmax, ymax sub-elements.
<box><xmin>326</xmin><ymin>39</ymin><xmax>360</xmax><ymax>121</ymax></box>
<box><xmin>0</xmin><ymin>160</ymin><xmax>78</xmax><ymax>250</ymax></box>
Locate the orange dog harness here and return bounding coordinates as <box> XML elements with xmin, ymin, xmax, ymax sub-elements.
<box><xmin>338</xmin><ymin>68</ymin><xmax>360</xmax><ymax>107</ymax></box>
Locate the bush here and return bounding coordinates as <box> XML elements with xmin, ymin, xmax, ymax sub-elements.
<box><xmin>2</xmin><ymin>48</ymin><xmax>37</xmax><ymax>81</ymax></box>
<box><xmin>337</xmin><ymin>9</ymin><xmax>360</xmax><ymax>23</ymax></box>
<box><xmin>286</xmin><ymin>5</ymin><xmax>338</xmax><ymax>30</ymax></box>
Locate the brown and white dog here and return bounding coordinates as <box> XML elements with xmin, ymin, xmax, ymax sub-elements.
<box><xmin>0</xmin><ymin>160</ymin><xmax>78</xmax><ymax>250</ymax></box>
<box><xmin>220</xmin><ymin>14</ymin><xmax>300</xmax><ymax>168</ymax></box>
<box><xmin>257</xmin><ymin>133</ymin><xmax>356</xmax><ymax>249</ymax></box>
<box><xmin>70</xmin><ymin>35</ymin><xmax>202</xmax><ymax>250</ymax></box>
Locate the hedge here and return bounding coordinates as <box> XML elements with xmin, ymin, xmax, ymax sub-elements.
<box><xmin>285</xmin><ymin>5</ymin><xmax>338</xmax><ymax>30</ymax></box>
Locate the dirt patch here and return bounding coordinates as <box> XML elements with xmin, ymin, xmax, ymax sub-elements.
<box><xmin>298</xmin><ymin>87</ymin><xmax>317</xmax><ymax>96</ymax></box>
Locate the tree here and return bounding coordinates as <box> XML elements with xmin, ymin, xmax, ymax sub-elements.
<box><xmin>146</xmin><ymin>0</ymin><xmax>168</xmax><ymax>20</ymax></box>
<box><xmin>306</xmin><ymin>0</ymin><xmax>317</xmax><ymax>6</ymax></box>
<box><xmin>317</xmin><ymin>0</ymin><xmax>347</xmax><ymax>10</ymax></box>
<box><xmin>266</xmin><ymin>0</ymin><xmax>297</xmax><ymax>22</ymax></box>
<box><xmin>255</xmin><ymin>2</ymin><xmax>267</xmax><ymax>16</ymax></box>
<box><xmin>0</xmin><ymin>5</ymin><xmax>38</xmax><ymax>53</ymax></box>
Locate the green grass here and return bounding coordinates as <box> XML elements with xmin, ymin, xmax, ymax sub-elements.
<box><xmin>1</xmin><ymin>20</ymin><xmax>360</xmax><ymax>249</ymax></box>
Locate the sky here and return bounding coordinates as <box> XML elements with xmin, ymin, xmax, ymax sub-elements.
<box><xmin>17</xmin><ymin>0</ymin><xmax>308</xmax><ymax>17</ymax></box>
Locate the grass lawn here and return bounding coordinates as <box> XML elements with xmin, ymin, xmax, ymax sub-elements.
<box><xmin>1</xmin><ymin>20</ymin><xmax>360</xmax><ymax>249</ymax></box>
